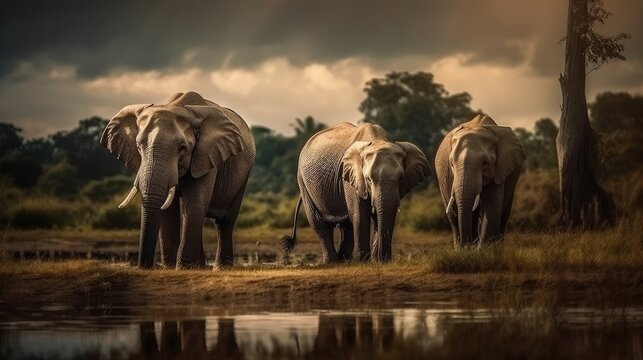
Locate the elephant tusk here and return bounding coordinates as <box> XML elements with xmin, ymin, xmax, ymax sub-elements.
<box><xmin>160</xmin><ymin>186</ymin><xmax>176</xmax><ymax>210</ymax></box>
<box><xmin>446</xmin><ymin>195</ymin><xmax>455</xmax><ymax>215</ymax></box>
<box><xmin>118</xmin><ymin>186</ymin><xmax>138</xmax><ymax>208</ymax></box>
<box><xmin>472</xmin><ymin>194</ymin><xmax>480</xmax><ymax>212</ymax></box>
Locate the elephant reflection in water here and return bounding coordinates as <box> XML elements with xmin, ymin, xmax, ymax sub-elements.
<box><xmin>137</xmin><ymin>318</ymin><xmax>240</xmax><ymax>359</ymax></box>
<box><xmin>310</xmin><ymin>313</ymin><xmax>396</xmax><ymax>358</ymax></box>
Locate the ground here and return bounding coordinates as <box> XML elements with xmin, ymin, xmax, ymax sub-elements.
<box><xmin>1</xmin><ymin>222</ymin><xmax>641</xmax><ymax>311</ymax></box>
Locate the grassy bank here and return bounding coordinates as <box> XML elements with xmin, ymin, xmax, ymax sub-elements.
<box><xmin>1</xmin><ymin>217</ymin><xmax>641</xmax><ymax>310</ymax></box>
<box><xmin>0</xmin><ymin>260</ymin><xmax>640</xmax><ymax>312</ymax></box>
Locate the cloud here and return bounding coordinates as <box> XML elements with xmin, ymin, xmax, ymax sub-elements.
<box><xmin>1</xmin><ymin>0</ymin><xmax>641</xmax><ymax>137</ymax></box>
<box><xmin>0</xmin><ymin>58</ymin><xmax>376</xmax><ymax>137</ymax></box>
<box><xmin>1</xmin><ymin>0</ymin><xmax>605</xmax><ymax>78</ymax></box>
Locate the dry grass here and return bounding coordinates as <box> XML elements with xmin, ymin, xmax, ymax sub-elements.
<box><xmin>1</xmin><ymin>259</ymin><xmax>640</xmax><ymax>311</ymax></box>
<box><xmin>401</xmin><ymin>219</ymin><xmax>642</xmax><ymax>273</ymax></box>
<box><xmin>0</xmin><ymin>217</ymin><xmax>640</xmax><ymax>310</ymax></box>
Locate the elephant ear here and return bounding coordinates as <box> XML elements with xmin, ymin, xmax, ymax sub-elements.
<box><xmin>342</xmin><ymin>141</ymin><xmax>371</xmax><ymax>199</ymax></box>
<box><xmin>185</xmin><ymin>105</ymin><xmax>245</xmax><ymax>178</ymax></box>
<box><xmin>489</xmin><ymin>126</ymin><xmax>526</xmax><ymax>184</ymax></box>
<box><xmin>100</xmin><ymin>104</ymin><xmax>152</xmax><ymax>173</ymax></box>
<box><xmin>396</xmin><ymin>142</ymin><xmax>432</xmax><ymax>197</ymax></box>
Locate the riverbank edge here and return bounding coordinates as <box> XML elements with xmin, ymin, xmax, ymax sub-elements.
<box><xmin>1</xmin><ymin>260</ymin><xmax>641</xmax><ymax>311</ymax></box>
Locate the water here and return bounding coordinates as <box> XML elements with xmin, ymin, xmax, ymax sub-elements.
<box><xmin>1</xmin><ymin>304</ymin><xmax>641</xmax><ymax>359</ymax></box>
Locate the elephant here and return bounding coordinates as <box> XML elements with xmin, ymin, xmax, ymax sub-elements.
<box><xmin>100</xmin><ymin>91</ymin><xmax>255</xmax><ymax>269</ymax></box>
<box><xmin>435</xmin><ymin>114</ymin><xmax>525</xmax><ymax>247</ymax></box>
<box><xmin>282</xmin><ymin>122</ymin><xmax>431</xmax><ymax>262</ymax></box>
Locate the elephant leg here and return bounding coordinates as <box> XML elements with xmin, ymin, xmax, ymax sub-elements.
<box><xmin>159</xmin><ymin>195</ymin><xmax>180</xmax><ymax>268</ymax></box>
<box><xmin>301</xmin><ymin>193</ymin><xmax>338</xmax><ymax>263</ymax></box>
<box><xmin>337</xmin><ymin>221</ymin><xmax>354</xmax><ymax>261</ymax></box>
<box><xmin>316</xmin><ymin>222</ymin><xmax>338</xmax><ymax>263</ymax></box>
<box><xmin>479</xmin><ymin>185</ymin><xmax>504</xmax><ymax>244</ymax></box>
<box><xmin>176</xmin><ymin>173</ymin><xmax>215</xmax><ymax>269</ymax></box>
<box><xmin>500</xmin><ymin>168</ymin><xmax>521</xmax><ymax>234</ymax></box>
<box><xmin>213</xmin><ymin>181</ymin><xmax>247</xmax><ymax>269</ymax></box>
<box><xmin>472</xmin><ymin>208</ymin><xmax>481</xmax><ymax>245</ymax></box>
<box><xmin>345</xmin><ymin>190</ymin><xmax>372</xmax><ymax>261</ymax></box>
<box><xmin>441</xmin><ymin>187</ymin><xmax>460</xmax><ymax>248</ymax></box>
<box><xmin>177</xmin><ymin>210</ymin><xmax>207</xmax><ymax>269</ymax></box>
<box><xmin>214</xmin><ymin>218</ymin><xmax>235</xmax><ymax>269</ymax></box>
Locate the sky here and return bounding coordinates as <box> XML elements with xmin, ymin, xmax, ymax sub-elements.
<box><xmin>1</xmin><ymin>0</ymin><xmax>641</xmax><ymax>138</ymax></box>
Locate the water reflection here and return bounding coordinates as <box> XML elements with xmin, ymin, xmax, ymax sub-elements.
<box><xmin>0</xmin><ymin>307</ymin><xmax>641</xmax><ymax>359</ymax></box>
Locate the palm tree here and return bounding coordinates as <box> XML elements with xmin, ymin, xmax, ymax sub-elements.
<box><xmin>292</xmin><ymin>116</ymin><xmax>327</xmax><ymax>146</ymax></box>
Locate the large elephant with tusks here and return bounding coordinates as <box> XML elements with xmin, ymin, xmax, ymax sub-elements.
<box><xmin>101</xmin><ymin>91</ymin><xmax>255</xmax><ymax>269</ymax></box>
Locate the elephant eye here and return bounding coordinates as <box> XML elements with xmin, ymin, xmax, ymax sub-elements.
<box><xmin>178</xmin><ymin>144</ymin><xmax>187</xmax><ymax>156</ymax></box>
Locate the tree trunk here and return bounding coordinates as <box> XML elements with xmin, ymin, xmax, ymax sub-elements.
<box><xmin>557</xmin><ymin>0</ymin><xmax>616</xmax><ymax>229</ymax></box>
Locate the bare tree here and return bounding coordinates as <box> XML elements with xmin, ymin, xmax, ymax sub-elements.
<box><xmin>557</xmin><ymin>0</ymin><xmax>629</xmax><ymax>228</ymax></box>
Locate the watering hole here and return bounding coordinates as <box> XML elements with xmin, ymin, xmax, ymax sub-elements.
<box><xmin>1</xmin><ymin>303</ymin><xmax>641</xmax><ymax>359</ymax></box>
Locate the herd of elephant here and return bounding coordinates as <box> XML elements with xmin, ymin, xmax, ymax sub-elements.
<box><xmin>100</xmin><ymin>91</ymin><xmax>525</xmax><ymax>269</ymax></box>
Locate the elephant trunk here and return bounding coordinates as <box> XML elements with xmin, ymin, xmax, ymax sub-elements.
<box><xmin>374</xmin><ymin>184</ymin><xmax>400</xmax><ymax>262</ymax></box>
<box><xmin>454</xmin><ymin>161</ymin><xmax>480</xmax><ymax>247</ymax></box>
<box><xmin>139</xmin><ymin>204</ymin><xmax>163</xmax><ymax>268</ymax></box>
<box><xmin>136</xmin><ymin>146</ymin><xmax>178</xmax><ymax>268</ymax></box>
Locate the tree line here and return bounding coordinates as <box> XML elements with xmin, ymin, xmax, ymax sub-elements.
<box><xmin>0</xmin><ymin>72</ymin><xmax>640</xmax><ymax>205</ymax></box>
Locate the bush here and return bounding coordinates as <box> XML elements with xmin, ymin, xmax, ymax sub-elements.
<box><xmin>398</xmin><ymin>187</ymin><xmax>450</xmax><ymax>232</ymax></box>
<box><xmin>37</xmin><ymin>158</ymin><xmax>79</xmax><ymax>197</ymax></box>
<box><xmin>91</xmin><ymin>192</ymin><xmax>140</xmax><ymax>229</ymax></box>
<box><xmin>237</xmin><ymin>193</ymin><xmax>307</xmax><ymax>229</ymax></box>
<box><xmin>510</xmin><ymin>169</ymin><xmax>560</xmax><ymax>229</ymax></box>
<box><xmin>81</xmin><ymin>175</ymin><xmax>134</xmax><ymax>202</ymax></box>
<box><xmin>8</xmin><ymin>197</ymin><xmax>77</xmax><ymax>229</ymax></box>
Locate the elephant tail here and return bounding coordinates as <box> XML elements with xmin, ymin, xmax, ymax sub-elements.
<box><xmin>281</xmin><ymin>196</ymin><xmax>302</xmax><ymax>254</ymax></box>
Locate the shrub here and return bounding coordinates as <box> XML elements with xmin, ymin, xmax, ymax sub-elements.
<box><xmin>398</xmin><ymin>187</ymin><xmax>450</xmax><ymax>232</ymax></box>
<box><xmin>237</xmin><ymin>193</ymin><xmax>308</xmax><ymax>229</ymax></box>
<box><xmin>8</xmin><ymin>197</ymin><xmax>77</xmax><ymax>229</ymax></box>
<box><xmin>510</xmin><ymin>169</ymin><xmax>560</xmax><ymax>229</ymax></box>
<box><xmin>81</xmin><ymin>175</ymin><xmax>134</xmax><ymax>202</ymax></box>
<box><xmin>91</xmin><ymin>192</ymin><xmax>140</xmax><ymax>229</ymax></box>
<box><xmin>37</xmin><ymin>158</ymin><xmax>79</xmax><ymax>197</ymax></box>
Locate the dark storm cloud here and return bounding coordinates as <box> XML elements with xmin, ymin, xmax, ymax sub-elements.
<box><xmin>0</xmin><ymin>0</ymin><xmax>583</xmax><ymax>79</ymax></box>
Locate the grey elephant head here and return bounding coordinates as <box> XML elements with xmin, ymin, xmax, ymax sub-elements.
<box><xmin>445</xmin><ymin>115</ymin><xmax>525</xmax><ymax>246</ymax></box>
<box><xmin>100</xmin><ymin>93</ymin><xmax>244</xmax><ymax>267</ymax></box>
<box><xmin>342</xmin><ymin>140</ymin><xmax>431</xmax><ymax>261</ymax></box>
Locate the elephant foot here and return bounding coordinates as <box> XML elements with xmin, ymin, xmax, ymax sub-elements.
<box><xmin>160</xmin><ymin>260</ymin><xmax>177</xmax><ymax>269</ymax></box>
<box><xmin>320</xmin><ymin>254</ymin><xmax>341</xmax><ymax>265</ymax></box>
<box><xmin>176</xmin><ymin>259</ymin><xmax>208</xmax><ymax>270</ymax></box>
<box><xmin>213</xmin><ymin>258</ymin><xmax>234</xmax><ymax>270</ymax></box>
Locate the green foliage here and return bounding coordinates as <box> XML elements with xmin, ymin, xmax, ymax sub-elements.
<box><xmin>0</xmin><ymin>178</ymin><xmax>22</xmax><ymax>223</ymax></box>
<box><xmin>590</xmin><ymin>92</ymin><xmax>643</xmax><ymax>176</ymax></box>
<box><xmin>398</xmin><ymin>187</ymin><xmax>450</xmax><ymax>232</ymax></box>
<box><xmin>583</xmin><ymin>0</ymin><xmax>631</xmax><ymax>68</ymax></box>
<box><xmin>8</xmin><ymin>197</ymin><xmax>78</xmax><ymax>229</ymax></box>
<box><xmin>81</xmin><ymin>175</ymin><xmax>134</xmax><ymax>202</ymax></box>
<box><xmin>50</xmin><ymin>117</ymin><xmax>126</xmax><ymax>183</ymax></box>
<box><xmin>248</xmin><ymin>116</ymin><xmax>326</xmax><ymax>195</ymax></box>
<box><xmin>0</xmin><ymin>150</ymin><xmax>42</xmax><ymax>187</ymax></box>
<box><xmin>402</xmin><ymin>216</ymin><xmax>642</xmax><ymax>273</ymax></box>
<box><xmin>91</xmin><ymin>195</ymin><xmax>140</xmax><ymax>229</ymax></box>
<box><xmin>0</xmin><ymin>122</ymin><xmax>23</xmax><ymax>156</ymax></box>
<box><xmin>510</xmin><ymin>169</ymin><xmax>560</xmax><ymax>229</ymax></box>
<box><xmin>37</xmin><ymin>158</ymin><xmax>79</xmax><ymax>197</ymax></box>
<box><xmin>515</xmin><ymin>118</ymin><xmax>558</xmax><ymax>169</ymax></box>
<box><xmin>359</xmin><ymin>71</ymin><xmax>477</xmax><ymax>157</ymax></box>
<box><xmin>237</xmin><ymin>193</ymin><xmax>307</xmax><ymax>228</ymax></box>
